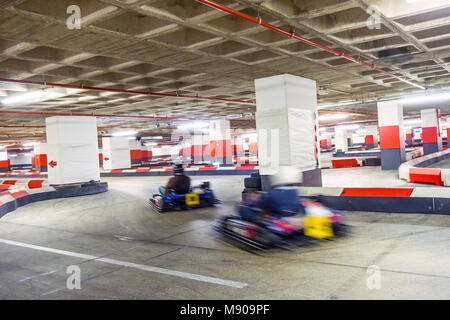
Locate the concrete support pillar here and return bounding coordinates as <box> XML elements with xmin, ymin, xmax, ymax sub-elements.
<box><xmin>249</xmin><ymin>134</ymin><xmax>258</xmax><ymax>158</ymax></box>
<box><xmin>46</xmin><ymin>116</ymin><xmax>100</xmax><ymax>185</ymax></box>
<box><xmin>233</xmin><ymin>135</ymin><xmax>244</xmax><ymax>164</ymax></box>
<box><xmin>102</xmin><ymin>137</ymin><xmax>131</xmax><ymax>170</ymax></box>
<box><xmin>98</xmin><ymin>148</ymin><xmax>103</xmax><ymax>167</ymax></box>
<box><xmin>191</xmin><ymin>133</ymin><xmax>210</xmax><ymax>164</ymax></box>
<box><xmin>413</xmin><ymin>128</ymin><xmax>422</xmax><ymax>145</ymax></box>
<box><xmin>365</xmin><ymin>126</ymin><xmax>379</xmax><ymax>149</ymax></box>
<box><xmin>255</xmin><ymin>74</ymin><xmax>321</xmax><ymax>188</ymax></box>
<box><xmin>129</xmin><ymin>139</ymin><xmax>143</xmax><ymax>166</ymax></box>
<box><xmin>334</xmin><ymin>128</ymin><xmax>348</xmax><ymax>154</ymax></box>
<box><xmin>377</xmin><ymin>101</ymin><xmax>405</xmax><ymax>170</ymax></box>
<box><xmin>209</xmin><ymin>119</ymin><xmax>232</xmax><ymax>165</ymax></box>
<box><xmin>34</xmin><ymin>143</ymin><xmax>47</xmax><ymax>172</ymax></box>
<box><xmin>180</xmin><ymin>137</ymin><xmax>192</xmax><ymax>164</ymax></box>
<box><xmin>421</xmin><ymin>109</ymin><xmax>442</xmax><ymax>155</ymax></box>
<box><xmin>0</xmin><ymin>150</ymin><xmax>9</xmax><ymax>173</ymax></box>
<box><xmin>405</xmin><ymin>129</ymin><xmax>413</xmax><ymax>147</ymax></box>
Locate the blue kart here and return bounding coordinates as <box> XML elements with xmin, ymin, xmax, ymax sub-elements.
<box><xmin>149</xmin><ymin>181</ymin><xmax>220</xmax><ymax>213</ymax></box>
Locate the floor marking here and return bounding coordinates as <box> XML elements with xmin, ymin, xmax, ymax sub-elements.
<box><xmin>0</xmin><ymin>238</ymin><xmax>247</xmax><ymax>289</ymax></box>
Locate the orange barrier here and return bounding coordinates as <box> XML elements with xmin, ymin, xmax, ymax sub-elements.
<box><xmin>331</xmin><ymin>159</ymin><xmax>360</xmax><ymax>168</ymax></box>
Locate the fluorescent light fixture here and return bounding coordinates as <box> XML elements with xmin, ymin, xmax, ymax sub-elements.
<box><xmin>145</xmin><ymin>142</ymin><xmax>158</xmax><ymax>146</ymax></box>
<box><xmin>403</xmin><ymin>118</ymin><xmax>421</xmax><ymax>126</ymax></box>
<box><xmin>405</xmin><ymin>0</ymin><xmax>423</xmax><ymax>3</ymax></box>
<box><xmin>23</xmin><ymin>142</ymin><xmax>38</xmax><ymax>147</ymax></box>
<box><xmin>141</xmin><ymin>136</ymin><xmax>163</xmax><ymax>140</ymax></box>
<box><xmin>318</xmin><ymin>114</ymin><xmax>349</xmax><ymax>121</ymax></box>
<box><xmin>177</xmin><ymin>122</ymin><xmax>209</xmax><ymax>130</ymax></box>
<box><xmin>112</xmin><ymin>130</ymin><xmax>137</xmax><ymax>137</ymax></box>
<box><xmin>399</xmin><ymin>92</ymin><xmax>450</xmax><ymax>105</ymax></box>
<box><xmin>337</xmin><ymin>124</ymin><xmax>359</xmax><ymax>131</ymax></box>
<box><xmin>0</xmin><ymin>89</ymin><xmax>64</xmax><ymax>106</ymax></box>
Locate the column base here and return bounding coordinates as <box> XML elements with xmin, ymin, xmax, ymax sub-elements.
<box><xmin>381</xmin><ymin>148</ymin><xmax>406</xmax><ymax>170</ymax></box>
<box><xmin>423</xmin><ymin>142</ymin><xmax>441</xmax><ymax>155</ymax></box>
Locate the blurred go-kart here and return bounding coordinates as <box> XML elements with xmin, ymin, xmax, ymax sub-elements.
<box><xmin>150</xmin><ymin>181</ymin><xmax>221</xmax><ymax>213</ymax></box>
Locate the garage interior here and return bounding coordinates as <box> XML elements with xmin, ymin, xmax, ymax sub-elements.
<box><xmin>0</xmin><ymin>0</ymin><xmax>449</xmax><ymax>300</ymax></box>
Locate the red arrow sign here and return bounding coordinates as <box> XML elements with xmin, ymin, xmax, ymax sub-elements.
<box><xmin>49</xmin><ymin>160</ymin><xmax>57</xmax><ymax>168</ymax></box>
<box><xmin>104</xmin><ymin>157</ymin><xmax>110</xmax><ymax>161</ymax></box>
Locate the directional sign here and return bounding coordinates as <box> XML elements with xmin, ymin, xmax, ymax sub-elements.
<box><xmin>49</xmin><ymin>160</ymin><xmax>57</xmax><ymax>168</ymax></box>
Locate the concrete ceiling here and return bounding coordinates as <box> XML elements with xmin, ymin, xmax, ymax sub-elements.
<box><xmin>0</xmin><ymin>0</ymin><xmax>450</xmax><ymax>141</ymax></box>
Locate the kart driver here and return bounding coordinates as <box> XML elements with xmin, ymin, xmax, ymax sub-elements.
<box><xmin>159</xmin><ymin>163</ymin><xmax>191</xmax><ymax>195</ymax></box>
<box><xmin>239</xmin><ymin>166</ymin><xmax>303</xmax><ymax>222</ymax></box>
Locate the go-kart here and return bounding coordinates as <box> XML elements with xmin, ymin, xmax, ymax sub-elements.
<box><xmin>149</xmin><ymin>181</ymin><xmax>221</xmax><ymax>213</ymax></box>
<box><xmin>214</xmin><ymin>198</ymin><xmax>348</xmax><ymax>250</ymax></box>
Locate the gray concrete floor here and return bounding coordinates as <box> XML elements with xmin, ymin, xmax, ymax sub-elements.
<box><xmin>0</xmin><ymin>176</ymin><xmax>449</xmax><ymax>300</ymax></box>
<box><xmin>322</xmin><ymin>166</ymin><xmax>434</xmax><ymax>187</ymax></box>
<box><xmin>428</xmin><ymin>158</ymin><xmax>450</xmax><ymax>169</ymax></box>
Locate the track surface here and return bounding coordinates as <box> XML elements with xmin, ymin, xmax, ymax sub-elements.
<box><xmin>427</xmin><ymin>158</ymin><xmax>450</xmax><ymax>169</ymax></box>
<box><xmin>0</xmin><ymin>176</ymin><xmax>449</xmax><ymax>299</ymax></box>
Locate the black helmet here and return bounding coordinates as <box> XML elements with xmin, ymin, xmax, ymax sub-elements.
<box><xmin>173</xmin><ymin>163</ymin><xmax>184</xmax><ymax>175</ymax></box>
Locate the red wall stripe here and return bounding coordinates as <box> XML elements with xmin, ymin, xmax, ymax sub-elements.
<box><xmin>379</xmin><ymin>125</ymin><xmax>402</xmax><ymax>149</ymax></box>
<box><xmin>421</xmin><ymin>127</ymin><xmax>438</xmax><ymax>144</ymax></box>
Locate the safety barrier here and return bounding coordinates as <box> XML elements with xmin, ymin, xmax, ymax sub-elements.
<box><xmin>0</xmin><ymin>182</ymin><xmax>108</xmax><ymax>219</ymax></box>
<box><xmin>102</xmin><ymin>164</ymin><xmax>259</xmax><ymax>177</ymax></box>
<box><xmin>299</xmin><ymin>186</ymin><xmax>450</xmax><ymax>214</ymax></box>
<box><xmin>399</xmin><ymin>148</ymin><xmax>450</xmax><ymax>186</ymax></box>
<box><xmin>0</xmin><ymin>179</ymin><xmax>47</xmax><ymax>189</ymax></box>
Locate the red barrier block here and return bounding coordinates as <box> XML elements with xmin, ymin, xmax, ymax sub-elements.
<box><xmin>410</xmin><ymin>168</ymin><xmax>443</xmax><ymax>186</ymax></box>
<box><xmin>340</xmin><ymin>188</ymin><xmax>414</xmax><ymax>198</ymax></box>
<box><xmin>199</xmin><ymin>167</ymin><xmax>217</xmax><ymax>171</ymax></box>
<box><xmin>2</xmin><ymin>180</ymin><xmax>16</xmax><ymax>185</ymax></box>
<box><xmin>27</xmin><ymin>180</ymin><xmax>45</xmax><ymax>189</ymax></box>
<box><xmin>331</xmin><ymin>159</ymin><xmax>359</xmax><ymax>168</ymax></box>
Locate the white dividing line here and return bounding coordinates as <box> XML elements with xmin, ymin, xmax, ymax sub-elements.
<box><xmin>0</xmin><ymin>238</ymin><xmax>248</xmax><ymax>289</ymax></box>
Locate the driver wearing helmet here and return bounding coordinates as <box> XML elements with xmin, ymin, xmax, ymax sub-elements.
<box><xmin>239</xmin><ymin>166</ymin><xmax>303</xmax><ymax>222</ymax></box>
<box><xmin>159</xmin><ymin>163</ymin><xmax>191</xmax><ymax>195</ymax></box>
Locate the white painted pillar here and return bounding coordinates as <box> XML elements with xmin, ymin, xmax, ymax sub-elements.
<box><xmin>209</xmin><ymin>119</ymin><xmax>232</xmax><ymax>165</ymax></box>
<box><xmin>102</xmin><ymin>137</ymin><xmax>131</xmax><ymax>170</ymax></box>
<box><xmin>46</xmin><ymin>116</ymin><xmax>100</xmax><ymax>185</ymax></box>
<box><xmin>254</xmin><ymin>74</ymin><xmax>320</xmax><ymax>187</ymax></box>
<box><xmin>421</xmin><ymin>108</ymin><xmax>442</xmax><ymax>155</ymax></box>
<box><xmin>334</xmin><ymin>128</ymin><xmax>348</xmax><ymax>153</ymax></box>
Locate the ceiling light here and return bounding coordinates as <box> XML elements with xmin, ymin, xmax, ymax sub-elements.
<box><xmin>112</xmin><ymin>130</ymin><xmax>137</xmax><ymax>137</ymax></box>
<box><xmin>318</xmin><ymin>114</ymin><xmax>348</xmax><ymax>121</ymax></box>
<box><xmin>144</xmin><ymin>142</ymin><xmax>158</xmax><ymax>146</ymax></box>
<box><xmin>0</xmin><ymin>89</ymin><xmax>63</xmax><ymax>106</ymax></box>
<box><xmin>141</xmin><ymin>136</ymin><xmax>163</xmax><ymax>140</ymax></box>
<box><xmin>177</xmin><ymin>122</ymin><xmax>209</xmax><ymax>130</ymax></box>
<box><xmin>23</xmin><ymin>142</ymin><xmax>38</xmax><ymax>147</ymax></box>
<box><xmin>399</xmin><ymin>92</ymin><xmax>450</xmax><ymax>105</ymax></box>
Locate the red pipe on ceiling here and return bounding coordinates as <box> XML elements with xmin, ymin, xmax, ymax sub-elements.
<box><xmin>0</xmin><ymin>77</ymin><xmax>255</xmax><ymax>105</ymax></box>
<box><xmin>194</xmin><ymin>0</ymin><xmax>425</xmax><ymax>90</ymax></box>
